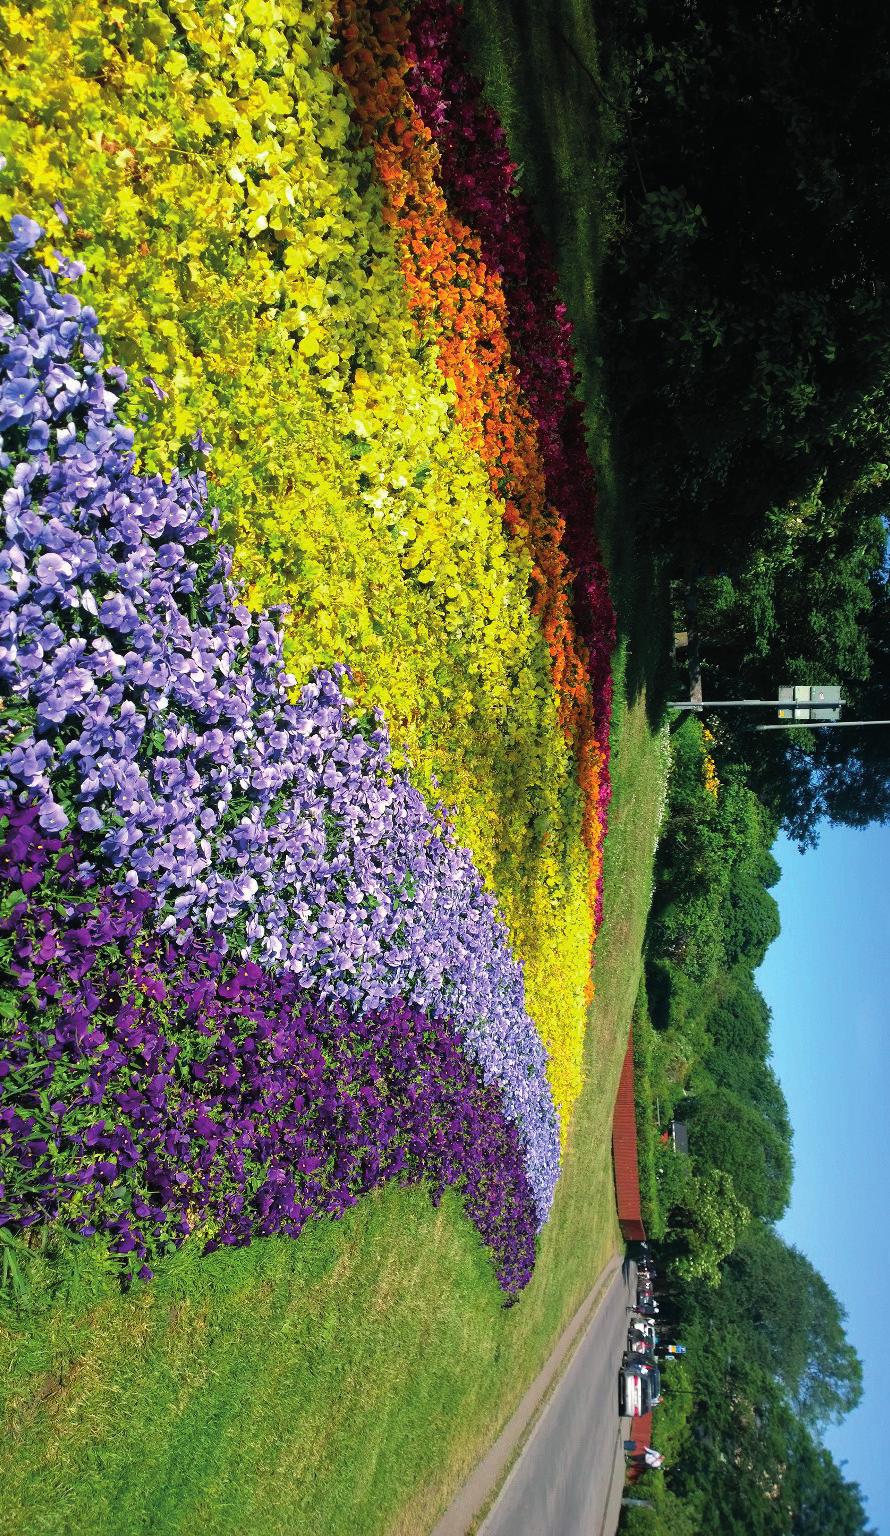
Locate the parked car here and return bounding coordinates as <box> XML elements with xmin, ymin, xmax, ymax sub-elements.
<box><xmin>627</xmin><ymin>1318</ymin><xmax>657</xmax><ymax>1357</ymax></box>
<box><xmin>619</xmin><ymin>1360</ymin><xmax>662</xmax><ymax>1417</ymax></box>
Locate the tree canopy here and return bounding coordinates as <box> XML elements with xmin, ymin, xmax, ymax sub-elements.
<box><xmin>602</xmin><ymin>0</ymin><xmax>890</xmax><ymax>842</ymax></box>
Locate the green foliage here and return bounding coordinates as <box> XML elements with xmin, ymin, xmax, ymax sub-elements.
<box><xmin>604</xmin><ymin>3</ymin><xmax>877</xmax><ymax>1528</ymax></box>
<box><xmin>701</xmin><ymin>968</ymin><xmax>771</xmax><ymax>1061</ymax></box>
<box><xmin>641</xmin><ymin>713</ymin><xmax>792</xmax><ymax>1239</ymax></box>
<box><xmin>652</xmin><ymin>1355</ymin><xmax>694</xmax><ymax>1461</ymax></box>
<box><xmin>719</xmin><ymin>1229</ymin><xmax>864</xmax><ymax>1431</ymax></box>
<box><xmin>603</xmin><ymin>0</ymin><xmax>890</xmax><ymax>566</ymax></box>
<box><xmin>684</xmin><ymin>1088</ymin><xmax>792</xmax><ymax>1222</ymax></box>
<box><xmin>703</xmin><ymin>1053</ymin><xmax>790</xmax><ymax>1147</ymax></box>
<box><xmin>721</xmin><ymin>871</ymin><xmax>780</xmax><ymax>969</ymax></box>
<box><xmin>671</xmin><ymin>1325</ymin><xmax>870</xmax><ymax>1533</ymax></box>
<box><xmin>782</xmin><ymin>1425</ymin><xmax>877</xmax><ymax>1535</ymax></box>
<box><xmin>620</xmin><ymin>1481</ymin><xmax>706</xmax><ymax>1536</ymax></box>
<box><xmin>598</xmin><ymin>0</ymin><xmax>890</xmax><ymax>844</ymax></box>
<box><xmin>648</xmin><ymin>894</ymin><xmax>725</xmax><ymax>983</ymax></box>
<box><xmin>632</xmin><ymin>988</ymin><xmax>696</xmax><ymax>1240</ymax></box>
<box><xmin>668</xmin><ymin>1168</ymin><xmax>750</xmax><ymax>1288</ymax></box>
<box><xmin>650</xmin><ymin>719</ymin><xmax>779</xmax><ymax>985</ymax></box>
<box><xmin>632</xmin><ymin>712</ymin><xmax>868</xmax><ymax>1532</ymax></box>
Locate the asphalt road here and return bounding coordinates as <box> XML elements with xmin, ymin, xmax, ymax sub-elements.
<box><xmin>479</xmin><ymin>1259</ymin><xmax>636</xmax><ymax>1536</ymax></box>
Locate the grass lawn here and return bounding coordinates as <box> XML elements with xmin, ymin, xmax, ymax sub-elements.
<box><xmin>0</xmin><ymin>9</ymin><xmax>671</xmax><ymax>1535</ymax></box>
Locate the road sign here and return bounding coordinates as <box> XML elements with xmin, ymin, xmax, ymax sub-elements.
<box><xmin>778</xmin><ymin>685</ymin><xmax>842</xmax><ymax>722</ymax></box>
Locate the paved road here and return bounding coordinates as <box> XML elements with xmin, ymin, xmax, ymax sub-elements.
<box><xmin>480</xmin><ymin>1259</ymin><xmax>636</xmax><ymax>1536</ymax></box>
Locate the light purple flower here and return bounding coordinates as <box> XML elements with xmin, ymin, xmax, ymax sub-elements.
<box><xmin>0</xmin><ymin>221</ymin><xmax>561</xmax><ymax>1219</ymax></box>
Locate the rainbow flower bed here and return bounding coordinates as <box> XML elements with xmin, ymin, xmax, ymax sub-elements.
<box><xmin>0</xmin><ymin>0</ymin><xmax>615</xmax><ymax>1295</ymax></box>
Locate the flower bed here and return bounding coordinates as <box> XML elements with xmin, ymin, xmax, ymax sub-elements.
<box><xmin>0</xmin><ymin>232</ymin><xmax>554</xmax><ymax>1288</ymax></box>
<box><xmin>0</xmin><ymin>0</ymin><xmax>618</xmax><ymax>1291</ymax></box>
<box><xmin>405</xmin><ymin>0</ymin><xmax>617</xmax><ymax>898</ymax></box>
<box><xmin>0</xmin><ymin>0</ymin><xmax>596</xmax><ymax>1132</ymax></box>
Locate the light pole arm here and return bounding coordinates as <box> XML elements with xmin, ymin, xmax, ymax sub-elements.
<box><xmin>669</xmin><ymin>699</ymin><xmax>844</xmax><ymax>711</ymax></box>
<box><xmin>752</xmin><ymin>719</ymin><xmax>890</xmax><ymax>731</ymax></box>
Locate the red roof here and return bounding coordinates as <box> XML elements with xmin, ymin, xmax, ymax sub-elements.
<box><xmin>612</xmin><ymin>1029</ymin><xmax>647</xmax><ymax>1241</ymax></box>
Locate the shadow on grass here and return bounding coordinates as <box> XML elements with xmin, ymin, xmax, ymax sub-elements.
<box><xmin>461</xmin><ymin>0</ymin><xmax>673</xmax><ymax>730</ymax></box>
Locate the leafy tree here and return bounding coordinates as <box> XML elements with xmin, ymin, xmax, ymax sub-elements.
<box><xmin>685</xmin><ymin>1087</ymin><xmax>792</xmax><ymax>1221</ymax></box>
<box><xmin>710</xmin><ymin>1228</ymin><xmax>863</xmax><ymax>1429</ymax></box>
<box><xmin>604</xmin><ymin>0</ymin><xmax>890</xmax><ymax>572</ymax></box>
<box><xmin>783</xmin><ymin>1426</ymin><xmax>876</xmax><ymax>1535</ymax></box>
<box><xmin>720</xmin><ymin>869</ymin><xmax>781</xmax><ymax>969</ymax></box>
<box><xmin>648</xmin><ymin>894</ymin><xmax>726</xmax><ymax>983</ymax></box>
<box><xmin>619</xmin><ymin>1481</ymin><xmax>706</xmax><ymax>1536</ymax></box>
<box><xmin>702</xmin><ymin>1052</ymin><xmax>791</xmax><ymax>1146</ymax></box>
<box><xmin>601</xmin><ymin>0</ymin><xmax>890</xmax><ymax>840</ymax></box>
<box><xmin>669</xmin><ymin>1167</ymin><xmax>750</xmax><ymax>1287</ymax></box>
<box><xmin>703</xmin><ymin>969</ymin><xmax>772</xmax><ymax>1061</ymax></box>
<box><xmin>660</xmin><ymin>1304</ymin><xmax>869</xmax><ymax>1535</ymax></box>
<box><xmin>695</xmin><ymin>506</ymin><xmax>887</xmax><ymax>710</ymax></box>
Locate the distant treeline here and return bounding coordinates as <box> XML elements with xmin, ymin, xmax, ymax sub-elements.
<box><xmin>624</xmin><ymin>717</ymin><xmax>871</xmax><ymax>1535</ymax></box>
<box><xmin>578</xmin><ymin>3</ymin><xmax>885</xmax><ymax>1524</ymax></box>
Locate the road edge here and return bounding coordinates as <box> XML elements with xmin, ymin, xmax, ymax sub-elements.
<box><xmin>430</xmin><ymin>1250</ymin><xmax>624</xmax><ymax>1536</ymax></box>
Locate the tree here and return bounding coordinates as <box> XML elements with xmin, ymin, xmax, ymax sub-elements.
<box><xmin>715</xmin><ymin>1228</ymin><xmax>863</xmax><ymax>1430</ymax></box>
<box><xmin>703</xmin><ymin>969</ymin><xmax>772</xmax><ymax>1061</ymax></box>
<box><xmin>662</xmin><ymin>1281</ymin><xmax>869</xmax><ymax>1534</ymax></box>
<box><xmin>604</xmin><ymin>0</ymin><xmax>890</xmax><ymax>574</ymax></box>
<box><xmin>721</xmin><ymin>869</ymin><xmax>781</xmax><ymax>969</ymax></box>
<box><xmin>685</xmin><ymin>1087</ymin><xmax>792</xmax><ymax>1221</ymax></box>
<box><xmin>668</xmin><ymin>1167</ymin><xmax>750</xmax><ymax>1287</ymax></box>
<box><xmin>703</xmin><ymin>1052</ymin><xmax>791</xmax><ymax>1146</ymax></box>
<box><xmin>690</xmin><ymin>521</ymin><xmax>890</xmax><ymax>843</ymax></box>
<box><xmin>783</xmin><ymin>1427</ymin><xmax>876</xmax><ymax>1535</ymax></box>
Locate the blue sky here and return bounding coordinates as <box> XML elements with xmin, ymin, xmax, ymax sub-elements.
<box><xmin>757</xmin><ymin>823</ymin><xmax>890</xmax><ymax>1535</ymax></box>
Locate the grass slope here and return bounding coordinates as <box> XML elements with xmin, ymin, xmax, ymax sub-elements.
<box><xmin>0</xmin><ymin>690</ymin><xmax>665</xmax><ymax>1536</ymax></box>
<box><xmin>0</xmin><ymin>10</ymin><xmax>671</xmax><ymax>1534</ymax></box>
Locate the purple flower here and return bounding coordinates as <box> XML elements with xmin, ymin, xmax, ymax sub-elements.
<box><xmin>7</xmin><ymin>214</ymin><xmax>42</xmax><ymax>256</ymax></box>
<box><xmin>0</xmin><ymin>220</ymin><xmax>562</xmax><ymax>1248</ymax></box>
<box><xmin>37</xmin><ymin>800</ymin><xmax>69</xmax><ymax>833</ymax></box>
<box><xmin>0</xmin><ymin>813</ymin><xmax>539</xmax><ymax>1292</ymax></box>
